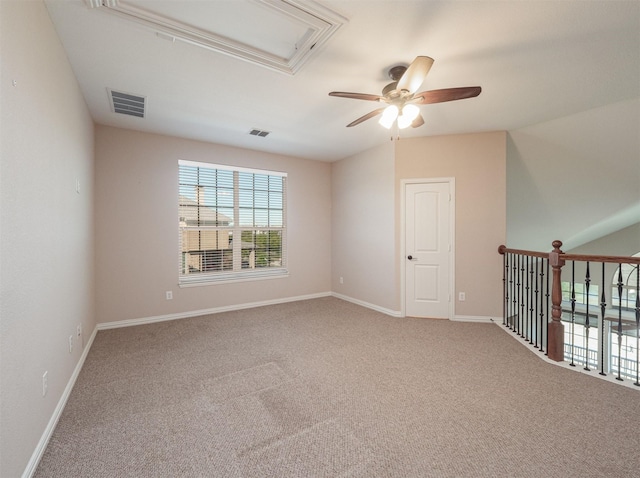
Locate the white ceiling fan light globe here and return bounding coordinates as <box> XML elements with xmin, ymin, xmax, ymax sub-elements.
<box><xmin>397</xmin><ymin>104</ymin><xmax>420</xmax><ymax>129</ymax></box>
<box><xmin>403</xmin><ymin>104</ymin><xmax>420</xmax><ymax>120</ymax></box>
<box><xmin>378</xmin><ymin>105</ymin><xmax>399</xmax><ymax>129</ymax></box>
<box><xmin>397</xmin><ymin>116</ymin><xmax>411</xmax><ymax>129</ymax></box>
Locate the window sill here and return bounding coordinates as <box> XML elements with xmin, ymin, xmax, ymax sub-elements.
<box><xmin>179</xmin><ymin>268</ymin><xmax>289</xmax><ymax>287</ymax></box>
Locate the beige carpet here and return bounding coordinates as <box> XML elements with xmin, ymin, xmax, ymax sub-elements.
<box><xmin>35</xmin><ymin>297</ymin><xmax>640</xmax><ymax>477</ymax></box>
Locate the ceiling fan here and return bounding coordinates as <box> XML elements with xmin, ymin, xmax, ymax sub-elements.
<box><xmin>329</xmin><ymin>56</ymin><xmax>481</xmax><ymax>130</ymax></box>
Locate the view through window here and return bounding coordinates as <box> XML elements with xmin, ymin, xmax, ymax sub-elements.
<box><xmin>611</xmin><ymin>261</ymin><xmax>639</xmax><ymax>310</ymax></box>
<box><xmin>178</xmin><ymin>160</ymin><xmax>287</xmax><ymax>284</ymax></box>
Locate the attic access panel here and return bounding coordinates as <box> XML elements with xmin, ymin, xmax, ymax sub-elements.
<box><xmin>87</xmin><ymin>0</ymin><xmax>346</xmax><ymax>75</ymax></box>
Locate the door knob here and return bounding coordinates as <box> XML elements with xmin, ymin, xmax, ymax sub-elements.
<box><xmin>407</xmin><ymin>255</ymin><xmax>414</xmax><ymax>260</ymax></box>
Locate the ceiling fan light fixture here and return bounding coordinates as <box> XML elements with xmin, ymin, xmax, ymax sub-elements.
<box><xmin>397</xmin><ymin>116</ymin><xmax>411</xmax><ymax>129</ymax></box>
<box><xmin>397</xmin><ymin>104</ymin><xmax>420</xmax><ymax>129</ymax></box>
<box><xmin>329</xmin><ymin>56</ymin><xmax>481</xmax><ymax>130</ymax></box>
<box><xmin>378</xmin><ymin>105</ymin><xmax>399</xmax><ymax>129</ymax></box>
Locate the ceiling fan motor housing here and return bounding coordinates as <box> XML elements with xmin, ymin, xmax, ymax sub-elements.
<box><xmin>383</xmin><ymin>64</ymin><xmax>410</xmax><ymax>98</ymax></box>
<box><xmin>382</xmin><ymin>81</ymin><xmax>399</xmax><ymax>97</ymax></box>
<box><xmin>388</xmin><ymin>65</ymin><xmax>408</xmax><ymax>81</ymax></box>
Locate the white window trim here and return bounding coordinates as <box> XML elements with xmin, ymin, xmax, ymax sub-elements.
<box><xmin>179</xmin><ymin>159</ymin><xmax>287</xmax><ymax>177</ymax></box>
<box><xmin>179</xmin><ymin>268</ymin><xmax>289</xmax><ymax>288</ymax></box>
<box><xmin>178</xmin><ymin>160</ymin><xmax>288</xmax><ymax>285</ymax></box>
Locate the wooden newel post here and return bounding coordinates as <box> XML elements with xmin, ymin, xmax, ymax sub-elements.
<box><xmin>547</xmin><ymin>240</ymin><xmax>565</xmax><ymax>361</ymax></box>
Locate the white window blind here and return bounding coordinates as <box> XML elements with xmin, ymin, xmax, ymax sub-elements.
<box><xmin>178</xmin><ymin>160</ymin><xmax>287</xmax><ymax>285</ymax></box>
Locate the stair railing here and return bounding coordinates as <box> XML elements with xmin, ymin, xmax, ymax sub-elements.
<box><xmin>498</xmin><ymin>240</ymin><xmax>640</xmax><ymax>385</ymax></box>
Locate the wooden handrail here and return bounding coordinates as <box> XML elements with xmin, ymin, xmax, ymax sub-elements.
<box><xmin>498</xmin><ymin>240</ymin><xmax>639</xmax><ymax>364</ymax></box>
<box><xmin>498</xmin><ymin>244</ymin><xmax>640</xmax><ymax>264</ymax></box>
<box><xmin>498</xmin><ymin>244</ymin><xmax>547</xmax><ymax>259</ymax></box>
<box><xmin>559</xmin><ymin>254</ymin><xmax>640</xmax><ymax>264</ymax></box>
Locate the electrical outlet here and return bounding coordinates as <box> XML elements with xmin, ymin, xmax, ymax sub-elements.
<box><xmin>69</xmin><ymin>335</ymin><xmax>73</xmax><ymax>353</ymax></box>
<box><xmin>459</xmin><ymin>292</ymin><xmax>466</xmax><ymax>301</ymax></box>
<box><xmin>339</xmin><ymin>277</ymin><xmax>344</xmax><ymax>284</ymax></box>
<box><xmin>42</xmin><ymin>371</ymin><xmax>48</xmax><ymax>397</ymax></box>
<box><xmin>77</xmin><ymin>325</ymin><xmax>83</xmax><ymax>348</ymax></box>
<box><xmin>166</xmin><ymin>291</ymin><xmax>173</xmax><ymax>300</ymax></box>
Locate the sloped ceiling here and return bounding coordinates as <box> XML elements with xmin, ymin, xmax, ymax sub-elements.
<box><xmin>44</xmin><ymin>0</ymin><xmax>640</xmax><ymax>162</ymax></box>
<box><xmin>508</xmin><ymin>98</ymin><xmax>640</xmax><ymax>251</ymax></box>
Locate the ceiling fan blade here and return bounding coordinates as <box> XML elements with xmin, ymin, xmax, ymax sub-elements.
<box><xmin>346</xmin><ymin>107</ymin><xmax>386</xmax><ymax>127</ymax></box>
<box><xmin>411</xmin><ymin>114</ymin><xmax>425</xmax><ymax>128</ymax></box>
<box><xmin>397</xmin><ymin>56</ymin><xmax>434</xmax><ymax>94</ymax></box>
<box><xmin>329</xmin><ymin>91</ymin><xmax>384</xmax><ymax>102</ymax></box>
<box><xmin>413</xmin><ymin>86</ymin><xmax>482</xmax><ymax>104</ymax></box>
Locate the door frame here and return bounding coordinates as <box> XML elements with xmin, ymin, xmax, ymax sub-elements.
<box><xmin>400</xmin><ymin>178</ymin><xmax>456</xmax><ymax>319</ymax></box>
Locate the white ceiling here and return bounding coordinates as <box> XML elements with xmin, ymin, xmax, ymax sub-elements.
<box><xmin>45</xmin><ymin>0</ymin><xmax>640</xmax><ymax>162</ymax></box>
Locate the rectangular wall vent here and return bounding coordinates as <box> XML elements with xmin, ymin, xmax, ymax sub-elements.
<box><xmin>249</xmin><ymin>129</ymin><xmax>270</xmax><ymax>137</ymax></box>
<box><xmin>108</xmin><ymin>89</ymin><xmax>146</xmax><ymax>118</ymax></box>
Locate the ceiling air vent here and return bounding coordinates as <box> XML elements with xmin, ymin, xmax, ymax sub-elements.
<box><xmin>249</xmin><ymin>129</ymin><xmax>270</xmax><ymax>138</ymax></box>
<box><xmin>108</xmin><ymin>89</ymin><xmax>146</xmax><ymax>118</ymax></box>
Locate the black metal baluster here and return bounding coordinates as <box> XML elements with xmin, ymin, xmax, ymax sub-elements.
<box><xmin>529</xmin><ymin>260</ymin><xmax>535</xmax><ymax>344</ymax></box>
<box><xmin>524</xmin><ymin>256</ymin><xmax>530</xmax><ymax>340</ymax></box>
<box><xmin>616</xmin><ymin>265</ymin><xmax>624</xmax><ymax>381</ymax></box>
<box><xmin>544</xmin><ymin>258</ymin><xmax>549</xmax><ymax>355</ymax></box>
<box><xmin>513</xmin><ymin>255</ymin><xmax>522</xmax><ymax>334</ymax></box>
<box><xmin>510</xmin><ymin>253</ymin><xmax>516</xmax><ymax>330</ymax></box>
<box><xmin>539</xmin><ymin>259</ymin><xmax>545</xmax><ymax>353</ymax></box>
<box><xmin>635</xmin><ymin>264</ymin><xmax>639</xmax><ymax>387</ymax></box>
<box><xmin>520</xmin><ymin>256</ymin><xmax>525</xmax><ymax>337</ymax></box>
<box><xmin>531</xmin><ymin>259</ymin><xmax>540</xmax><ymax>348</ymax></box>
<box><xmin>524</xmin><ymin>257</ymin><xmax>528</xmax><ymax>339</ymax></box>
<box><xmin>507</xmin><ymin>253</ymin><xmax>513</xmax><ymax>329</ymax></box>
<box><xmin>523</xmin><ymin>256</ymin><xmax>528</xmax><ymax>337</ymax></box>
<box><xmin>570</xmin><ymin>261</ymin><xmax>576</xmax><ymax>367</ymax></box>
<box><xmin>584</xmin><ymin>262</ymin><xmax>591</xmax><ymax>371</ymax></box>
<box><xmin>524</xmin><ymin>255</ymin><xmax>529</xmax><ymax>340</ymax></box>
<box><xmin>503</xmin><ymin>252</ymin><xmax>507</xmax><ymax>326</ymax></box>
<box><xmin>511</xmin><ymin>255</ymin><xmax>517</xmax><ymax>332</ymax></box>
<box><xmin>600</xmin><ymin>263</ymin><xmax>607</xmax><ymax>376</ymax></box>
<box><xmin>509</xmin><ymin>253</ymin><xmax>514</xmax><ymax>329</ymax></box>
<box><xmin>516</xmin><ymin>255</ymin><xmax>521</xmax><ymax>335</ymax></box>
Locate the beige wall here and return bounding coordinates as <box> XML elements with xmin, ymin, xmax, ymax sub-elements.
<box><xmin>331</xmin><ymin>142</ymin><xmax>397</xmax><ymax>313</ymax></box>
<box><xmin>95</xmin><ymin>125</ymin><xmax>331</xmax><ymax>324</ymax></box>
<box><xmin>395</xmin><ymin>132</ymin><xmax>507</xmax><ymax>318</ymax></box>
<box><xmin>0</xmin><ymin>1</ymin><xmax>96</xmax><ymax>476</ymax></box>
<box><xmin>331</xmin><ymin>132</ymin><xmax>507</xmax><ymax>318</ymax></box>
<box><xmin>0</xmin><ymin>5</ymin><xmax>633</xmax><ymax>476</ymax></box>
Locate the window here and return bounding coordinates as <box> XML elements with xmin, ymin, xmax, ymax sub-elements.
<box><xmin>561</xmin><ymin>281</ymin><xmax>600</xmax><ymax>306</ymax></box>
<box><xmin>178</xmin><ymin>160</ymin><xmax>287</xmax><ymax>285</ymax></box>
<box><xmin>611</xmin><ymin>257</ymin><xmax>639</xmax><ymax>310</ymax></box>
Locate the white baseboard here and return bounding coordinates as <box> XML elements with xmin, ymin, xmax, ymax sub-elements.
<box><xmin>331</xmin><ymin>292</ymin><xmax>402</xmax><ymax>317</ymax></box>
<box><xmin>451</xmin><ymin>315</ymin><xmax>496</xmax><ymax>323</ymax></box>
<box><xmin>97</xmin><ymin>292</ymin><xmax>333</xmax><ymax>330</ymax></box>
<box><xmin>22</xmin><ymin>327</ymin><xmax>98</xmax><ymax>478</ymax></box>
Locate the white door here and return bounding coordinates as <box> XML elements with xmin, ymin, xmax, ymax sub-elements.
<box><xmin>405</xmin><ymin>182</ymin><xmax>451</xmax><ymax>318</ymax></box>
